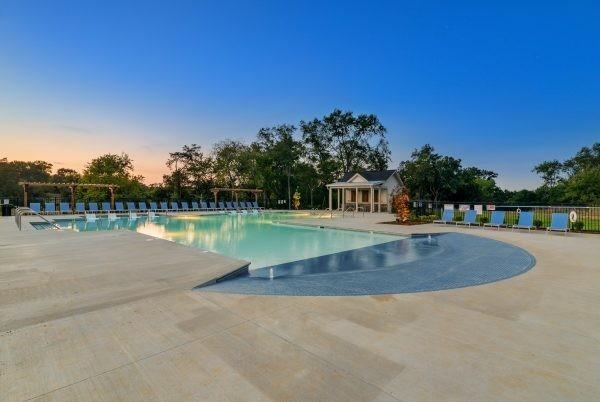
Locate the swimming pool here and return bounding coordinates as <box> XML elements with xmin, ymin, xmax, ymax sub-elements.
<box><xmin>53</xmin><ymin>212</ymin><xmax>401</xmax><ymax>270</ymax></box>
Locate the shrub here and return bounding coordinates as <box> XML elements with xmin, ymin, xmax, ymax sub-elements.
<box><xmin>478</xmin><ymin>215</ymin><xmax>489</xmax><ymax>224</ymax></box>
<box><xmin>533</xmin><ymin>219</ymin><xmax>543</xmax><ymax>228</ymax></box>
<box><xmin>571</xmin><ymin>221</ymin><xmax>584</xmax><ymax>231</ymax></box>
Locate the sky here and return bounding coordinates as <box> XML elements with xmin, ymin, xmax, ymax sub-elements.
<box><xmin>1</xmin><ymin>1</ymin><xmax>599</xmax><ymax>189</ymax></box>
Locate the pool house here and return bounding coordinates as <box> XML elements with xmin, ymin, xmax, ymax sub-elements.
<box><xmin>326</xmin><ymin>169</ymin><xmax>403</xmax><ymax>212</ymax></box>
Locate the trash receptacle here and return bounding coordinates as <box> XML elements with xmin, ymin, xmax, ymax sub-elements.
<box><xmin>1</xmin><ymin>204</ymin><xmax>14</xmax><ymax>216</ymax></box>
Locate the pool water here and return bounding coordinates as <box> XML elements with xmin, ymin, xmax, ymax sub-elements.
<box><xmin>54</xmin><ymin>213</ymin><xmax>400</xmax><ymax>270</ymax></box>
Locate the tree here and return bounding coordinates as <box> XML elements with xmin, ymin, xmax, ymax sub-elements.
<box><xmin>0</xmin><ymin>159</ymin><xmax>53</xmax><ymax>201</ymax></box>
<box><xmin>533</xmin><ymin>160</ymin><xmax>563</xmax><ymax>187</ymax></box>
<box><xmin>256</xmin><ymin>124</ymin><xmax>304</xmax><ymax>209</ymax></box>
<box><xmin>211</xmin><ymin>140</ymin><xmax>249</xmax><ymax>188</ymax></box>
<box><xmin>52</xmin><ymin>168</ymin><xmax>81</xmax><ymax>183</ymax></box>
<box><xmin>164</xmin><ymin>144</ymin><xmax>213</xmax><ymax>199</ymax></box>
<box><xmin>80</xmin><ymin>153</ymin><xmax>148</xmax><ymax>201</ymax></box>
<box><xmin>300</xmin><ymin>109</ymin><xmax>390</xmax><ymax>175</ymax></box>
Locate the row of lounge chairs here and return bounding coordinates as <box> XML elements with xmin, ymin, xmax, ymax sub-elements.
<box><xmin>28</xmin><ymin>201</ymin><xmax>263</xmax><ymax>214</ymax></box>
<box><xmin>434</xmin><ymin>210</ymin><xmax>570</xmax><ymax>234</ymax></box>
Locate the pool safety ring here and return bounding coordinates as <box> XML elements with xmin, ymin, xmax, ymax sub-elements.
<box><xmin>569</xmin><ymin>210</ymin><xmax>577</xmax><ymax>222</ymax></box>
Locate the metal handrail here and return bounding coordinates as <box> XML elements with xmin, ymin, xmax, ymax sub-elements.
<box><xmin>14</xmin><ymin>207</ymin><xmax>61</xmax><ymax>231</ymax></box>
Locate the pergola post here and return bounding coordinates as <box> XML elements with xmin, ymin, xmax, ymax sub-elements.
<box><xmin>22</xmin><ymin>184</ymin><xmax>28</xmax><ymax>207</ymax></box>
<box><xmin>328</xmin><ymin>187</ymin><xmax>332</xmax><ymax>211</ymax></box>
<box><xmin>213</xmin><ymin>190</ymin><xmax>218</xmax><ymax>205</ymax></box>
<box><xmin>69</xmin><ymin>186</ymin><xmax>76</xmax><ymax>210</ymax></box>
<box><xmin>254</xmin><ymin>192</ymin><xmax>258</xmax><ymax>203</ymax></box>
<box><xmin>109</xmin><ymin>186</ymin><xmax>115</xmax><ymax>210</ymax></box>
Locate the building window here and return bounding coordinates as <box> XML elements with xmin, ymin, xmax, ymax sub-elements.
<box><xmin>350</xmin><ymin>190</ymin><xmax>356</xmax><ymax>202</ymax></box>
<box><xmin>374</xmin><ymin>191</ymin><xmax>379</xmax><ymax>202</ymax></box>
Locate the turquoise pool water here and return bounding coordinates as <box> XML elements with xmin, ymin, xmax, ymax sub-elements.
<box><xmin>54</xmin><ymin>213</ymin><xmax>400</xmax><ymax>270</ymax></box>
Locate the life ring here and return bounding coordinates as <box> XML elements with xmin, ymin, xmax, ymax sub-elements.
<box><xmin>569</xmin><ymin>210</ymin><xmax>577</xmax><ymax>223</ymax></box>
<box><xmin>516</xmin><ymin>208</ymin><xmax>521</xmax><ymax>214</ymax></box>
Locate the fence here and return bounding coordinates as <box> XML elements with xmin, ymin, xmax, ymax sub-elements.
<box><xmin>409</xmin><ymin>200</ymin><xmax>600</xmax><ymax>232</ymax></box>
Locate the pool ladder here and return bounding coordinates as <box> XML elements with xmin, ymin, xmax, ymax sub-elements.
<box><xmin>14</xmin><ymin>207</ymin><xmax>61</xmax><ymax>231</ymax></box>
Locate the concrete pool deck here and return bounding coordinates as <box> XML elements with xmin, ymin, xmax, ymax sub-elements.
<box><xmin>1</xmin><ymin>212</ymin><xmax>600</xmax><ymax>401</ymax></box>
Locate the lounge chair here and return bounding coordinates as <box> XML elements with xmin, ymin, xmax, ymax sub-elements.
<box><xmin>75</xmin><ymin>202</ymin><xmax>86</xmax><ymax>214</ymax></box>
<box><xmin>483</xmin><ymin>211</ymin><xmax>506</xmax><ymax>230</ymax></box>
<box><xmin>232</xmin><ymin>202</ymin><xmax>240</xmax><ymax>210</ymax></box>
<box><xmin>181</xmin><ymin>201</ymin><xmax>190</xmax><ymax>211</ymax></box>
<box><xmin>160</xmin><ymin>201</ymin><xmax>169</xmax><ymax>211</ymax></box>
<box><xmin>455</xmin><ymin>210</ymin><xmax>479</xmax><ymax>227</ymax></box>
<box><xmin>512</xmin><ymin>211</ymin><xmax>535</xmax><ymax>231</ymax></box>
<box><xmin>240</xmin><ymin>202</ymin><xmax>248</xmax><ymax>209</ymax></box>
<box><xmin>85</xmin><ymin>213</ymin><xmax>97</xmax><ymax>222</ymax></box>
<box><xmin>44</xmin><ymin>202</ymin><xmax>56</xmax><ymax>214</ymax></box>
<box><xmin>138</xmin><ymin>201</ymin><xmax>148</xmax><ymax>212</ymax></box>
<box><xmin>220</xmin><ymin>202</ymin><xmax>227</xmax><ymax>210</ymax></box>
<box><xmin>199</xmin><ymin>201</ymin><xmax>208</xmax><ymax>210</ymax></box>
<box><xmin>126</xmin><ymin>201</ymin><xmax>137</xmax><ymax>212</ymax></box>
<box><xmin>148</xmin><ymin>211</ymin><xmax>157</xmax><ymax>220</ymax></box>
<box><xmin>209</xmin><ymin>202</ymin><xmax>217</xmax><ymax>210</ymax></box>
<box><xmin>547</xmin><ymin>213</ymin><xmax>569</xmax><ymax>235</ymax></box>
<box><xmin>29</xmin><ymin>202</ymin><xmax>41</xmax><ymax>213</ymax></box>
<box><xmin>171</xmin><ymin>202</ymin><xmax>179</xmax><ymax>212</ymax></box>
<box><xmin>149</xmin><ymin>201</ymin><xmax>159</xmax><ymax>211</ymax></box>
<box><xmin>252</xmin><ymin>201</ymin><xmax>262</xmax><ymax>210</ymax></box>
<box><xmin>433</xmin><ymin>209</ymin><xmax>454</xmax><ymax>224</ymax></box>
<box><xmin>115</xmin><ymin>202</ymin><xmax>125</xmax><ymax>213</ymax></box>
<box><xmin>60</xmin><ymin>202</ymin><xmax>71</xmax><ymax>214</ymax></box>
<box><xmin>101</xmin><ymin>202</ymin><xmax>111</xmax><ymax>212</ymax></box>
<box><xmin>191</xmin><ymin>201</ymin><xmax>199</xmax><ymax>211</ymax></box>
<box><xmin>88</xmin><ymin>202</ymin><xmax>99</xmax><ymax>213</ymax></box>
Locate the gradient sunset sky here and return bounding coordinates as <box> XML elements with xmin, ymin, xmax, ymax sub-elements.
<box><xmin>1</xmin><ymin>1</ymin><xmax>599</xmax><ymax>189</ymax></box>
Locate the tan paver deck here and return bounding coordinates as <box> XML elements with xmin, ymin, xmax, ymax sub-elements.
<box><xmin>1</xmin><ymin>213</ymin><xmax>599</xmax><ymax>401</ymax></box>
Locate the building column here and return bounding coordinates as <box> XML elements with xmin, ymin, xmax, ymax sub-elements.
<box><xmin>22</xmin><ymin>184</ymin><xmax>28</xmax><ymax>207</ymax></box>
<box><xmin>370</xmin><ymin>187</ymin><xmax>374</xmax><ymax>213</ymax></box>
<box><xmin>213</xmin><ymin>190</ymin><xmax>218</xmax><ymax>205</ymax></box>
<box><xmin>378</xmin><ymin>188</ymin><xmax>381</xmax><ymax>212</ymax></box>
<box><xmin>328</xmin><ymin>187</ymin><xmax>332</xmax><ymax>211</ymax></box>
<box><xmin>337</xmin><ymin>188</ymin><xmax>340</xmax><ymax>210</ymax></box>
<box><xmin>355</xmin><ymin>188</ymin><xmax>358</xmax><ymax>211</ymax></box>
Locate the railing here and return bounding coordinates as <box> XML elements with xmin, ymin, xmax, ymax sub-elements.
<box><xmin>14</xmin><ymin>207</ymin><xmax>62</xmax><ymax>231</ymax></box>
<box><xmin>409</xmin><ymin>200</ymin><xmax>600</xmax><ymax>232</ymax></box>
<box><xmin>341</xmin><ymin>205</ymin><xmax>366</xmax><ymax>218</ymax></box>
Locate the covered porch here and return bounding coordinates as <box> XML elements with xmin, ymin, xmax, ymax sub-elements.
<box><xmin>326</xmin><ymin>183</ymin><xmax>388</xmax><ymax>213</ymax></box>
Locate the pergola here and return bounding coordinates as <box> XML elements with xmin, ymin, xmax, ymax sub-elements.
<box><xmin>210</xmin><ymin>188</ymin><xmax>263</xmax><ymax>204</ymax></box>
<box><xmin>19</xmin><ymin>182</ymin><xmax>119</xmax><ymax>209</ymax></box>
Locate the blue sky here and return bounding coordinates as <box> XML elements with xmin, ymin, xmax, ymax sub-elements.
<box><xmin>1</xmin><ymin>1</ymin><xmax>598</xmax><ymax>188</ymax></box>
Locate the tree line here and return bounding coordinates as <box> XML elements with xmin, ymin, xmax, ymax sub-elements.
<box><xmin>1</xmin><ymin>108</ymin><xmax>598</xmax><ymax>207</ymax></box>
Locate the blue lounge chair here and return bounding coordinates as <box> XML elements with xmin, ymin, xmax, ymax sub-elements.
<box><xmin>433</xmin><ymin>209</ymin><xmax>454</xmax><ymax>224</ymax></box>
<box><xmin>547</xmin><ymin>213</ymin><xmax>569</xmax><ymax>235</ymax></box>
<box><xmin>138</xmin><ymin>201</ymin><xmax>148</xmax><ymax>212</ymax></box>
<box><xmin>60</xmin><ymin>202</ymin><xmax>71</xmax><ymax>214</ymax></box>
<box><xmin>240</xmin><ymin>202</ymin><xmax>248</xmax><ymax>209</ymax></box>
<box><xmin>101</xmin><ymin>202</ymin><xmax>111</xmax><ymax>212</ymax></box>
<box><xmin>45</xmin><ymin>202</ymin><xmax>56</xmax><ymax>214</ymax></box>
<box><xmin>181</xmin><ymin>201</ymin><xmax>190</xmax><ymax>211</ymax></box>
<box><xmin>191</xmin><ymin>201</ymin><xmax>199</xmax><ymax>211</ymax></box>
<box><xmin>232</xmin><ymin>202</ymin><xmax>240</xmax><ymax>210</ymax></box>
<box><xmin>200</xmin><ymin>201</ymin><xmax>207</xmax><ymax>210</ymax></box>
<box><xmin>512</xmin><ymin>211</ymin><xmax>535</xmax><ymax>231</ymax></box>
<box><xmin>29</xmin><ymin>202</ymin><xmax>41</xmax><ymax>213</ymax></box>
<box><xmin>252</xmin><ymin>201</ymin><xmax>262</xmax><ymax>210</ymax></box>
<box><xmin>88</xmin><ymin>202</ymin><xmax>99</xmax><ymax>213</ymax></box>
<box><xmin>455</xmin><ymin>210</ymin><xmax>479</xmax><ymax>227</ymax></box>
<box><xmin>160</xmin><ymin>201</ymin><xmax>169</xmax><ymax>211</ymax></box>
<box><xmin>126</xmin><ymin>201</ymin><xmax>137</xmax><ymax>211</ymax></box>
<box><xmin>75</xmin><ymin>202</ymin><xmax>86</xmax><ymax>214</ymax></box>
<box><xmin>171</xmin><ymin>202</ymin><xmax>179</xmax><ymax>212</ymax></box>
<box><xmin>209</xmin><ymin>202</ymin><xmax>216</xmax><ymax>210</ymax></box>
<box><xmin>115</xmin><ymin>202</ymin><xmax>125</xmax><ymax>213</ymax></box>
<box><xmin>220</xmin><ymin>202</ymin><xmax>227</xmax><ymax>210</ymax></box>
<box><xmin>149</xmin><ymin>201</ymin><xmax>159</xmax><ymax>211</ymax></box>
<box><xmin>483</xmin><ymin>211</ymin><xmax>506</xmax><ymax>230</ymax></box>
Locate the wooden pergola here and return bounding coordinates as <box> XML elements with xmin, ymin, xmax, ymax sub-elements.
<box><xmin>210</xmin><ymin>188</ymin><xmax>263</xmax><ymax>204</ymax></box>
<box><xmin>19</xmin><ymin>182</ymin><xmax>119</xmax><ymax>209</ymax></box>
